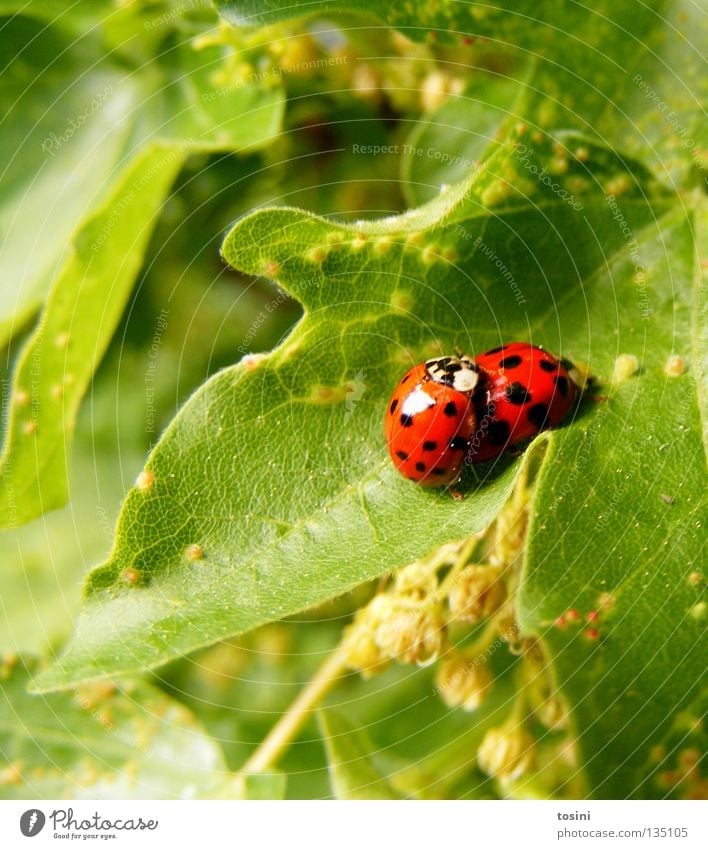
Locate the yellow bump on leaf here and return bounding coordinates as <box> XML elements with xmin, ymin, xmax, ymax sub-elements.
<box><xmin>50</xmin><ymin>384</ymin><xmax>63</xmax><ymax>399</ymax></box>
<box><xmin>604</xmin><ymin>174</ymin><xmax>631</xmax><ymax>196</ymax></box>
<box><xmin>689</xmin><ymin>601</ymin><xmax>706</xmax><ymax>621</ymax></box>
<box><xmin>306</xmin><ymin>246</ymin><xmax>327</xmax><ymax>263</ymax></box>
<box><xmin>649</xmin><ymin>744</ymin><xmax>667</xmax><ymax>762</ymax></box>
<box><xmin>390</xmin><ymin>290</ymin><xmax>414</xmax><ymax>312</ymax></box>
<box><xmin>55</xmin><ymin>331</ymin><xmax>70</xmax><ymax>348</ymax></box>
<box><xmin>22</xmin><ymin>420</ymin><xmax>37</xmax><ymax>435</ymax></box>
<box><xmin>243</xmin><ymin>353</ymin><xmax>266</xmax><ymax>371</ymax></box>
<box><xmin>405</xmin><ymin>231</ymin><xmax>424</xmax><ymax>248</ymax></box>
<box><xmin>421</xmin><ymin>245</ymin><xmax>439</xmax><ymax>265</ymax></box>
<box><xmin>688</xmin><ymin>571</ymin><xmax>702</xmax><ymax>587</ymax></box>
<box><xmin>185</xmin><ymin>543</ymin><xmax>204</xmax><ymax>562</ymax></box>
<box><xmin>14</xmin><ymin>389</ymin><xmax>29</xmax><ymax>406</ymax></box>
<box><xmin>351</xmin><ymin>233</ymin><xmax>368</xmax><ymax>250</ymax></box>
<box><xmin>121</xmin><ymin>567</ymin><xmax>141</xmax><ymax>586</ymax></box>
<box><xmin>0</xmin><ymin>762</ymin><xmax>23</xmax><ymax>787</ymax></box>
<box><xmin>64</xmin><ymin>372</ymin><xmax>75</xmax><ymax>385</ymax></box>
<box><xmin>612</xmin><ymin>353</ymin><xmax>640</xmax><ymax>384</ymax></box>
<box><xmin>310</xmin><ymin>384</ymin><xmax>346</xmax><ymax>404</ymax></box>
<box><xmin>481</xmin><ymin>179</ymin><xmax>513</xmax><ymax>207</ymax></box>
<box><xmin>441</xmin><ymin>246</ymin><xmax>459</xmax><ymax>263</ymax></box>
<box><xmin>664</xmin><ymin>354</ymin><xmax>685</xmax><ymax>377</ymax></box>
<box><xmin>374</xmin><ymin>235</ymin><xmax>393</xmax><ymax>254</ymax></box>
<box><xmin>326</xmin><ymin>230</ymin><xmax>345</xmax><ymax>247</ymax></box>
<box><xmin>548</xmin><ymin>156</ymin><xmax>569</xmax><ymax>176</ymax></box>
<box><xmin>263</xmin><ymin>260</ymin><xmax>280</xmax><ymax>278</ymax></box>
<box><xmin>574</xmin><ymin>146</ymin><xmax>589</xmax><ymax>163</ymax></box>
<box><xmin>135</xmin><ymin>470</ymin><xmax>154</xmax><ymax>492</ymax></box>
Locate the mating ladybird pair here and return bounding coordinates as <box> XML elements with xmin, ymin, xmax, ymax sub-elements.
<box><xmin>385</xmin><ymin>343</ymin><xmax>579</xmax><ymax>487</ymax></box>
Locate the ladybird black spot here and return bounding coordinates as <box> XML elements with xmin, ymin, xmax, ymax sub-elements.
<box><xmin>487</xmin><ymin>420</ymin><xmax>511</xmax><ymax>445</ymax></box>
<box><xmin>499</xmin><ymin>355</ymin><xmax>522</xmax><ymax>369</ymax></box>
<box><xmin>554</xmin><ymin>375</ymin><xmax>569</xmax><ymax>397</ymax></box>
<box><xmin>400</xmin><ymin>413</ymin><xmax>414</xmax><ymax>427</ymax></box>
<box><xmin>560</xmin><ymin>358</ymin><xmax>574</xmax><ymax>371</ymax></box>
<box><xmin>396</xmin><ymin>450</ymin><xmax>409</xmax><ymax>461</ymax></box>
<box><xmin>443</xmin><ymin>401</ymin><xmax>458</xmax><ymax>417</ymax></box>
<box><xmin>504</xmin><ymin>382</ymin><xmax>531</xmax><ymax>405</ymax></box>
<box><xmin>449</xmin><ymin>435</ymin><xmax>468</xmax><ymax>451</ymax></box>
<box><xmin>528</xmin><ymin>403</ymin><xmax>550</xmax><ymax>429</ymax></box>
<box><xmin>422</xmin><ymin>440</ymin><xmax>438</xmax><ymax>451</ymax></box>
<box><xmin>433</xmin><ymin>467</ymin><xmax>447</xmax><ymax>475</ymax></box>
<box><xmin>485</xmin><ymin>345</ymin><xmax>506</xmax><ymax>354</ymax></box>
<box><xmin>539</xmin><ymin>359</ymin><xmax>557</xmax><ymax>372</ymax></box>
<box><xmin>389</xmin><ymin>398</ymin><xmax>399</xmax><ymax>414</ymax></box>
<box><xmin>415</xmin><ymin>461</ymin><xmax>426</xmax><ymax>472</ymax></box>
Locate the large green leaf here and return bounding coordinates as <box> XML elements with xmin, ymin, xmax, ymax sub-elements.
<box><xmin>519</xmin><ymin>200</ymin><xmax>707</xmax><ymax>799</ymax></box>
<box><xmin>33</xmin><ymin>131</ymin><xmax>673</xmax><ymax>691</ymax></box>
<box><xmin>0</xmin><ymin>9</ymin><xmax>284</xmax><ymax>525</ymax></box>
<box><xmin>0</xmin><ymin>656</ymin><xmax>236</xmax><ymax>799</ymax></box>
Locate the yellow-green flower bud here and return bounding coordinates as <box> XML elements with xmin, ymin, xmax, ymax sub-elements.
<box><xmin>478</xmin><ymin>724</ymin><xmax>535</xmax><ymax>780</ymax></box>
<box><xmin>374</xmin><ymin>605</ymin><xmax>445</xmax><ymax>666</ymax></box>
<box><xmin>448</xmin><ymin>565</ymin><xmax>507</xmax><ymax>623</ymax></box>
<box><xmin>435</xmin><ymin>652</ymin><xmax>493</xmax><ymax>711</ymax></box>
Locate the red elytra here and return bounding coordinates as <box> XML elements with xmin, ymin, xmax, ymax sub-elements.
<box><xmin>384</xmin><ymin>356</ymin><xmax>479</xmax><ymax>486</ymax></box>
<box><xmin>468</xmin><ymin>342</ymin><xmax>579</xmax><ymax>463</ymax></box>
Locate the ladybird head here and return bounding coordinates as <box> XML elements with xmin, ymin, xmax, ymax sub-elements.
<box><xmin>425</xmin><ymin>355</ymin><xmax>480</xmax><ymax>393</ymax></box>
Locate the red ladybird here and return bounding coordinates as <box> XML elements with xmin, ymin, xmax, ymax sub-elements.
<box><xmin>468</xmin><ymin>342</ymin><xmax>579</xmax><ymax>463</ymax></box>
<box><xmin>385</xmin><ymin>355</ymin><xmax>480</xmax><ymax>486</ymax></box>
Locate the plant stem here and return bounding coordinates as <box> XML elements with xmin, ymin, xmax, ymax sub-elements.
<box><xmin>239</xmin><ymin>640</ymin><xmax>351</xmax><ymax>775</ymax></box>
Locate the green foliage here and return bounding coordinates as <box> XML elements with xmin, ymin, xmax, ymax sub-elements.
<box><xmin>0</xmin><ymin>656</ymin><xmax>237</xmax><ymax>798</ymax></box>
<box><xmin>0</xmin><ymin>7</ymin><xmax>284</xmax><ymax>525</ymax></box>
<box><xmin>1</xmin><ymin>0</ymin><xmax>705</xmax><ymax>802</ymax></box>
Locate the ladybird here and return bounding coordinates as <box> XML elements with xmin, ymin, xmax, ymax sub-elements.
<box><xmin>385</xmin><ymin>355</ymin><xmax>480</xmax><ymax>486</ymax></box>
<box><xmin>468</xmin><ymin>342</ymin><xmax>579</xmax><ymax>463</ymax></box>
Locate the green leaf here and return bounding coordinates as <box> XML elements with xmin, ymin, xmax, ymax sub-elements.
<box><xmin>519</xmin><ymin>200</ymin><xmax>706</xmax><ymax>799</ymax></box>
<box><xmin>318</xmin><ymin>709</ymin><xmax>400</xmax><ymax>799</ymax></box>
<box><xmin>33</xmin><ymin>130</ymin><xmax>673</xmax><ymax>691</ymax></box>
<box><xmin>0</xmin><ymin>656</ymin><xmax>237</xmax><ymax>799</ymax></box>
<box><xmin>0</xmin><ymin>9</ymin><xmax>284</xmax><ymax>525</ymax></box>
<box><xmin>0</xmin><ymin>20</ymin><xmax>141</xmax><ymax>345</ymax></box>
<box><xmin>0</xmin><ymin>145</ymin><xmax>183</xmax><ymax>528</ymax></box>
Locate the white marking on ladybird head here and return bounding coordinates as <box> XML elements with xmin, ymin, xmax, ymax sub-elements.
<box><xmin>425</xmin><ymin>356</ymin><xmax>480</xmax><ymax>394</ymax></box>
<box><xmin>401</xmin><ymin>387</ymin><xmax>436</xmax><ymax>417</ymax></box>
